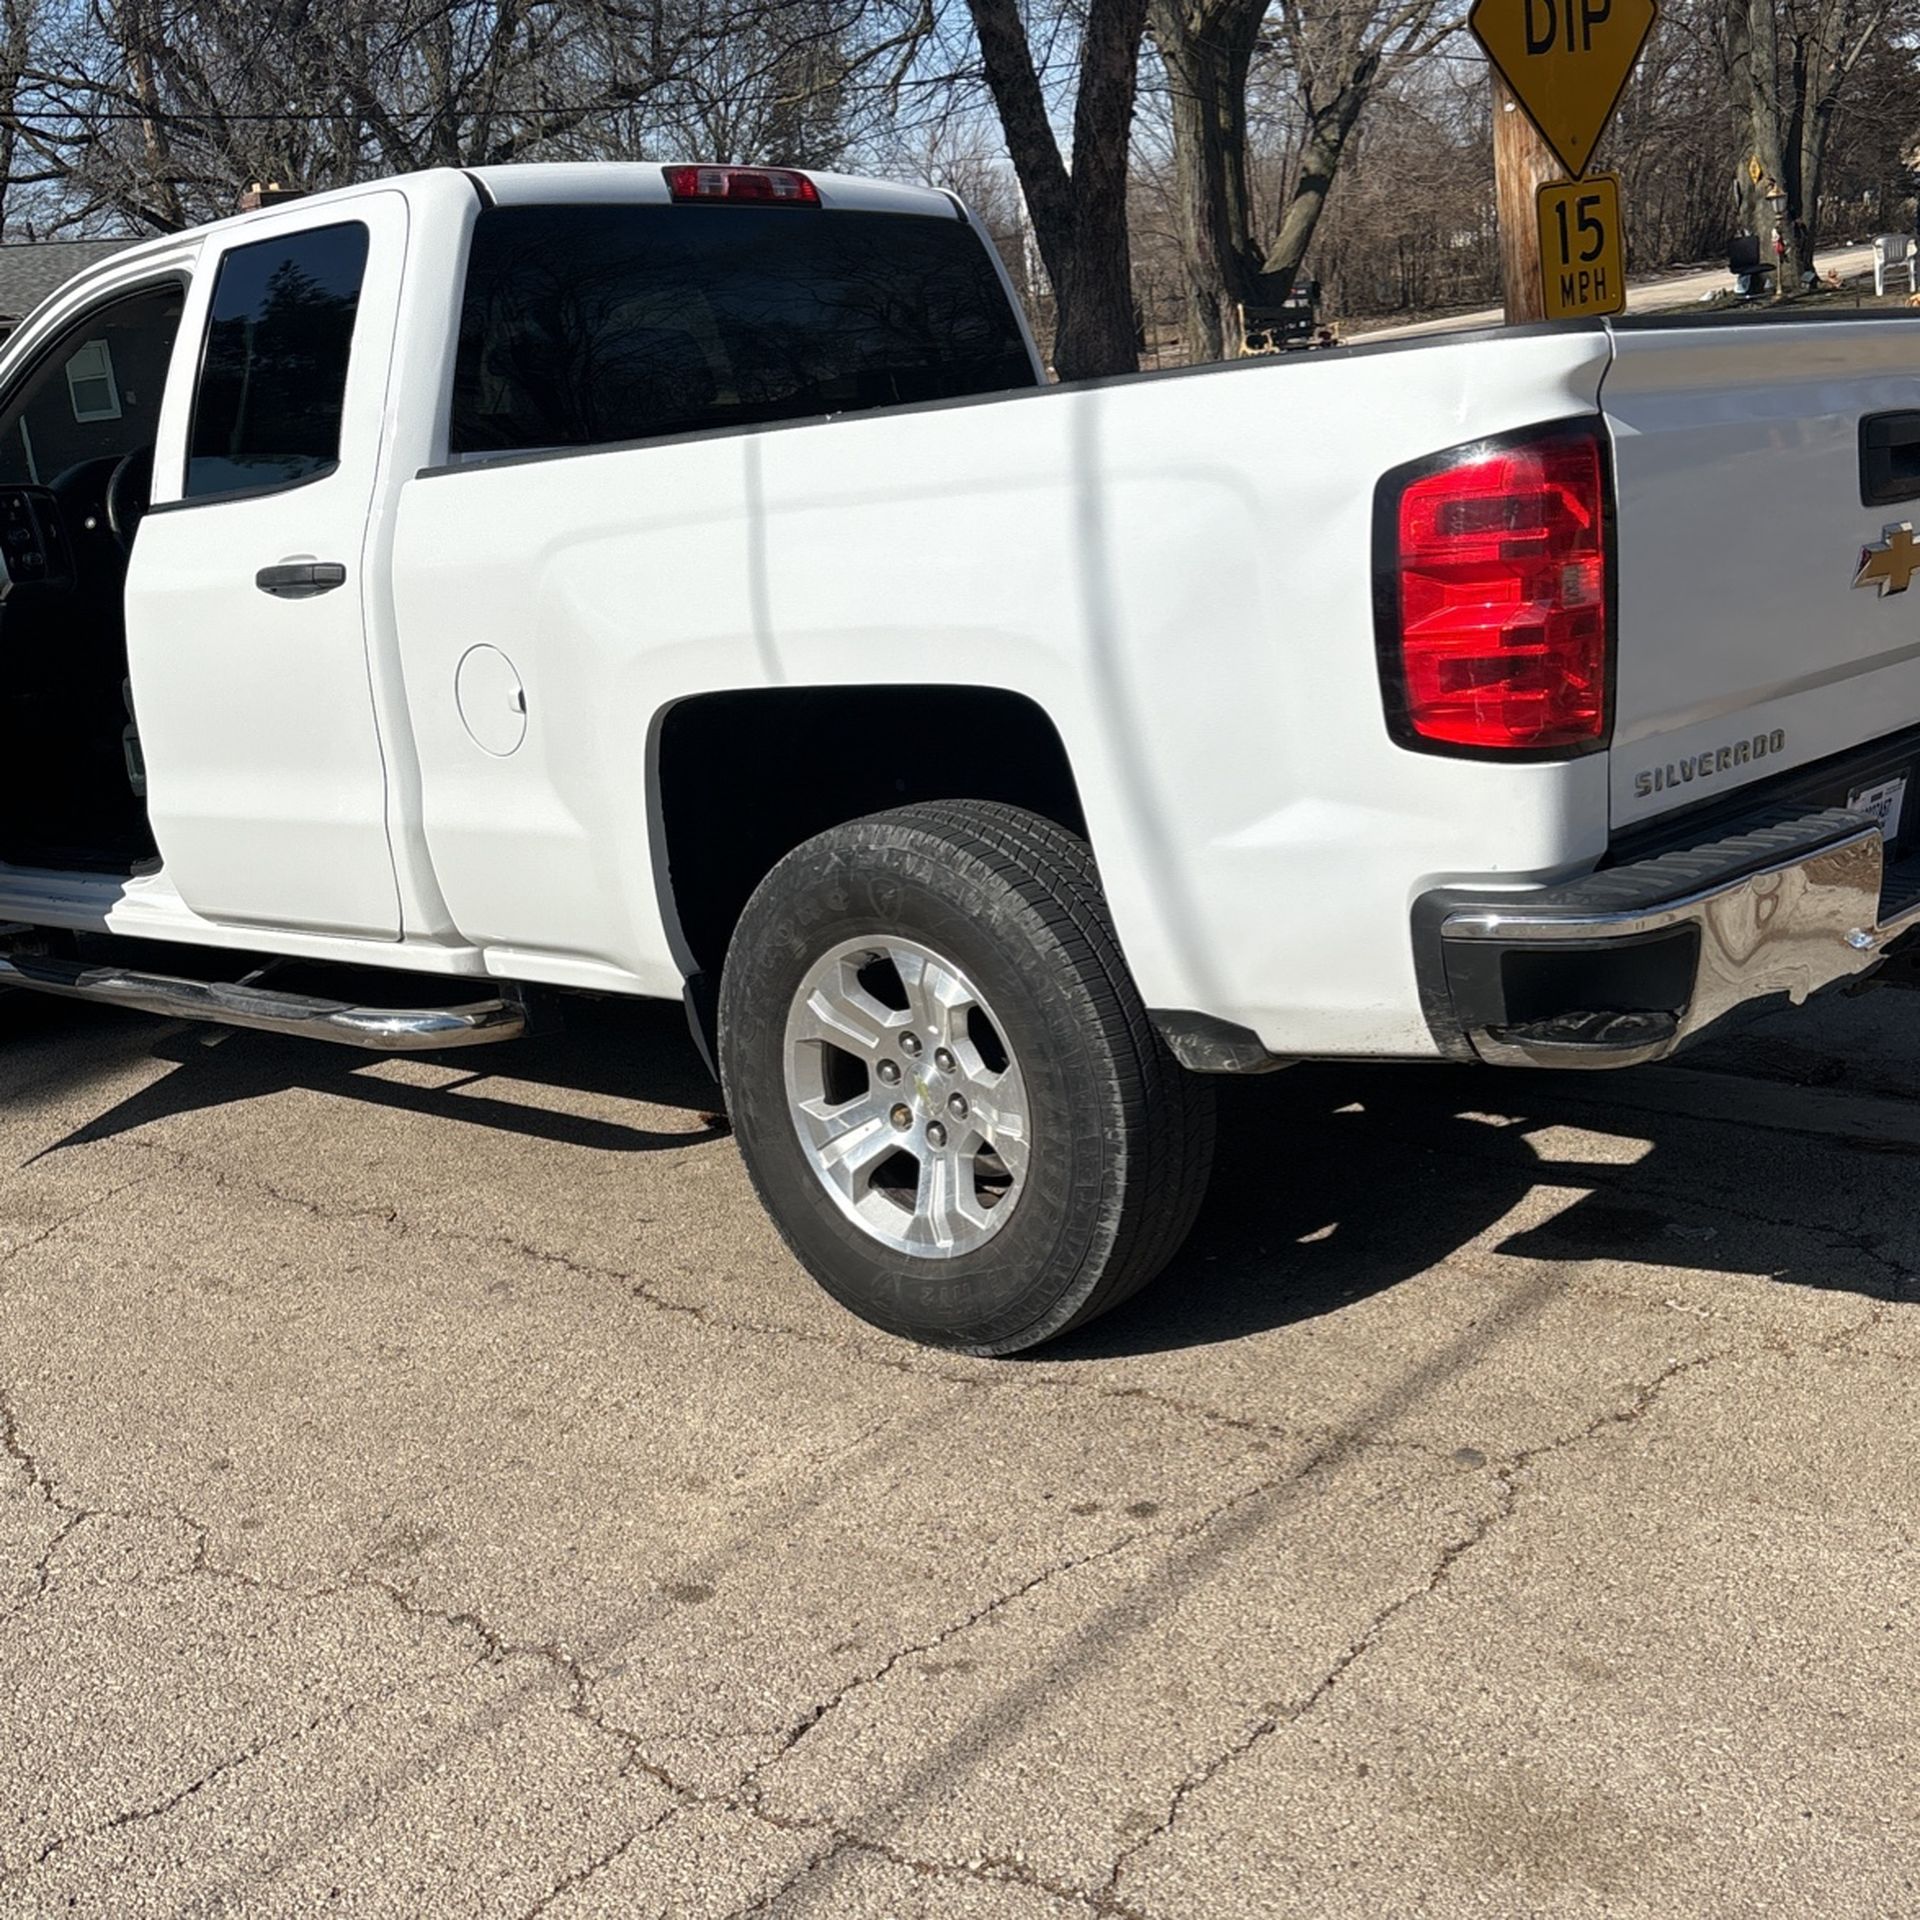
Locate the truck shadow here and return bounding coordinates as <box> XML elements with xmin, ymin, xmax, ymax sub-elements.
<box><xmin>25</xmin><ymin>993</ymin><xmax>729</xmax><ymax>1160</ymax></box>
<box><xmin>1053</xmin><ymin>1054</ymin><xmax>1920</xmax><ymax>1359</ymax></box>
<box><xmin>15</xmin><ymin>992</ymin><xmax>1918</xmax><ymax>1357</ymax></box>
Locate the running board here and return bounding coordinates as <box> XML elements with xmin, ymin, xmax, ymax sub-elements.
<box><xmin>0</xmin><ymin>950</ymin><xmax>526</xmax><ymax>1051</ymax></box>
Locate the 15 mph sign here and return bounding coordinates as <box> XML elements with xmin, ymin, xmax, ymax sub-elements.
<box><xmin>1470</xmin><ymin>0</ymin><xmax>1659</xmax><ymax>178</ymax></box>
<box><xmin>1537</xmin><ymin>175</ymin><xmax>1626</xmax><ymax>318</ymax></box>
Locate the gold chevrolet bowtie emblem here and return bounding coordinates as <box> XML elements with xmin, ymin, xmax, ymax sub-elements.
<box><xmin>1856</xmin><ymin>523</ymin><xmax>1920</xmax><ymax>598</ymax></box>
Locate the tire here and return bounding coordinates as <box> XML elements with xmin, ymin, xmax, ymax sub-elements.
<box><xmin>717</xmin><ymin>801</ymin><xmax>1216</xmax><ymax>1355</ymax></box>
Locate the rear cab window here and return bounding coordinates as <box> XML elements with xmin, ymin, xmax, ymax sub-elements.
<box><xmin>449</xmin><ymin>203</ymin><xmax>1038</xmax><ymax>460</ymax></box>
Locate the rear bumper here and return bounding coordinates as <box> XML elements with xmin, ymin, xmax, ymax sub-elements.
<box><xmin>1420</xmin><ymin>807</ymin><xmax>1920</xmax><ymax>1070</ymax></box>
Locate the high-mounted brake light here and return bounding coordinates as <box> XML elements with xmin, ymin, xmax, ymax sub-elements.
<box><xmin>662</xmin><ymin>165</ymin><xmax>821</xmax><ymax>206</ymax></box>
<box><xmin>1379</xmin><ymin>425</ymin><xmax>1611</xmax><ymax>754</ymax></box>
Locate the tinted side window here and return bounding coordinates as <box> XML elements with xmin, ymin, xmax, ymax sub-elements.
<box><xmin>186</xmin><ymin>222</ymin><xmax>368</xmax><ymax>499</ymax></box>
<box><xmin>450</xmin><ymin>205</ymin><xmax>1036</xmax><ymax>458</ymax></box>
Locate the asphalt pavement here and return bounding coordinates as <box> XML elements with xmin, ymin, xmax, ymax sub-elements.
<box><xmin>3</xmin><ymin>982</ymin><xmax>1919</xmax><ymax>1916</ymax></box>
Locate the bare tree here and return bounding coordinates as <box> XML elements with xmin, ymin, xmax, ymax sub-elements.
<box><xmin>0</xmin><ymin>0</ymin><xmax>1913</xmax><ymax>346</ymax></box>
<box><xmin>964</xmin><ymin>0</ymin><xmax>1150</xmax><ymax>379</ymax></box>
<box><xmin>1151</xmin><ymin>0</ymin><xmax>1458</xmax><ymax>359</ymax></box>
<box><xmin>0</xmin><ymin>0</ymin><xmax>43</xmax><ymax>236</ymax></box>
<box><xmin>1146</xmin><ymin>0</ymin><xmax>1262</xmax><ymax>360</ymax></box>
<box><xmin>4</xmin><ymin>0</ymin><xmax>929</xmax><ymax>231</ymax></box>
<box><xmin>1728</xmin><ymin>0</ymin><xmax>1899</xmax><ymax>294</ymax></box>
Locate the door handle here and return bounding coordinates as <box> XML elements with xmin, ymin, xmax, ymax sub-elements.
<box><xmin>255</xmin><ymin>561</ymin><xmax>347</xmax><ymax>599</ymax></box>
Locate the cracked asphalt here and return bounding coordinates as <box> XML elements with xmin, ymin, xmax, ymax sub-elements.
<box><xmin>3</xmin><ymin>982</ymin><xmax>1919</xmax><ymax>1918</ymax></box>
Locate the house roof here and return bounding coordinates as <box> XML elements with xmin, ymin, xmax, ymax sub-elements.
<box><xmin>0</xmin><ymin>238</ymin><xmax>137</xmax><ymax>323</ymax></box>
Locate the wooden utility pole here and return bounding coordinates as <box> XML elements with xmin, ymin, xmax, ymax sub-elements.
<box><xmin>1493</xmin><ymin>72</ymin><xmax>1560</xmax><ymax>323</ymax></box>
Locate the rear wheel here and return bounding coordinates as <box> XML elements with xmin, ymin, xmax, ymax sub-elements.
<box><xmin>718</xmin><ymin>802</ymin><xmax>1215</xmax><ymax>1354</ymax></box>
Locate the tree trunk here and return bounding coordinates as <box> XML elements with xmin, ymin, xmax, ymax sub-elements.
<box><xmin>1731</xmin><ymin>0</ymin><xmax>1892</xmax><ymax>301</ymax></box>
<box><xmin>966</xmin><ymin>0</ymin><xmax>1148</xmax><ymax>382</ymax></box>
<box><xmin>1734</xmin><ymin>0</ymin><xmax>1795</xmax><ymax>299</ymax></box>
<box><xmin>1794</xmin><ymin>50</ymin><xmax>1839</xmax><ymax>290</ymax></box>
<box><xmin>1257</xmin><ymin>54</ymin><xmax>1379</xmax><ymax>294</ymax></box>
<box><xmin>0</xmin><ymin>0</ymin><xmax>28</xmax><ymax>239</ymax></box>
<box><xmin>117</xmin><ymin>0</ymin><xmax>186</xmax><ymax>228</ymax></box>
<box><xmin>1063</xmin><ymin>0</ymin><xmax>1151</xmax><ymax>378</ymax></box>
<box><xmin>1780</xmin><ymin>26</ymin><xmax>1812</xmax><ymax>291</ymax></box>
<box><xmin>1152</xmin><ymin>0</ymin><xmax>1401</xmax><ymax>363</ymax></box>
<box><xmin>1149</xmin><ymin>0</ymin><xmax>1262</xmax><ymax>362</ymax></box>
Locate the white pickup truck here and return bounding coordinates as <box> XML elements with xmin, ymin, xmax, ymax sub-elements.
<box><xmin>1</xmin><ymin>159</ymin><xmax>1916</xmax><ymax>1353</ymax></box>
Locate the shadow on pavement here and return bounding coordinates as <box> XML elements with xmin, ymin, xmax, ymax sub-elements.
<box><xmin>23</xmin><ymin>993</ymin><xmax>727</xmax><ymax>1160</ymax></box>
<box><xmin>1049</xmin><ymin>1054</ymin><xmax>1919</xmax><ymax>1361</ymax></box>
<box><xmin>10</xmin><ymin>987</ymin><xmax>1916</xmax><ymax>1359</ymax></box>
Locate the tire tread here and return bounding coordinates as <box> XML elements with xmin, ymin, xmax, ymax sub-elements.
<box><xmin>755</xmin><ymin>799</ymin><xmax>1215</xmax><ymax>1348</ymax></box>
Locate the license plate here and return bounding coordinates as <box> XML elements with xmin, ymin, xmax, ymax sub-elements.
<box><xmin>1849</xmin><ymin>774</ymin><xmax>1909</xmax><ymax>843</ymax></box>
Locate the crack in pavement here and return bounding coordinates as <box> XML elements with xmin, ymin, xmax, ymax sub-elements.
<box><xmin>0</xmin><ymin>1381</ymin><xmax>1178</xmax><ymax>1920</ymax></box>
<box><xmin>2</xmin><ymin>1310</ymin><xmax>1876</xmax><ymax>1917</ymax></box>
<box><xmin>275</xmin><ymin>1323</ymin><xmax>1855</xmax><ymax>1918</ymax></box>
<box><xmin>1</xmin><ymin>1653</ymin><xmax>483</xmax><ymax>1886</ymax></box>
<box><xmin>716</xmin><ymin>1825</ymin><xmax>1138</xmax><ymax>1920</ymax></box>
<box><xmin>511</xmin><ymin>1777</ymin><xmax>1141</xmax><ymax>1920</ymax></box>
<box><xmin>718</xmin><ymin>1829</ymin><xmax>847</xmax><ymax>1920</ymax></box>
<box><xmin>0</xmin><ymin>1170</ymin><xmax>156</xmax><ymax>1280</ymax></box>
<box><xmin>0</xmin><ymin>1507</ymin><xmax>86</xmax><ymax>1627</ymax></box>
<box><xmin>97</xmin><ymin>1112</ymin><xmax>1920</xmax><ymax>1487</ymax></box>
<box><xmin>703</xmin><ymin>1402</ymin><xmax>1520</xmax><ymax>1916</ymax></box>
<box><xmin>1443</xmin><ymin>1099</ymin><xmax>1920</xmax><ymax>1259</ymax></box>
<box><xmin>344</xmin><ymin>1570</ymin><xmax>1149</xmax><ymax>1920</ymax></box>
<box><xmin>0</xmin><ymin>1169</ymin><xmax>173</xmax><ymax>1623</ymax></box>
<box><xmin>0</xmin><ymin>1384</ymin><xmax>57</xmax><ymax>1498</ymax></box>
<box><xmin>0</xmin><ymin>1388</ymin><xmax>267</xmax><ymax>1629</ymax></box>
<box><xmin>3</xmin><ymin>1088</ymin><xmax>1906</xmax><ymax>1912</ymax></box>
<box><xmin>512</xmin><ymin>1802</ymin><xmax>679</xmax><ymax>1919</ymax></box>
<box><xmin>735</xmin><ymin>1525</ymin><xmax>1163</xmax><ymax>1799</ymax></box>
<box><xmin>104</xmin><ymin>1137</ymin><xmax>1406</xmax><ymax>1458</ymax></box>
<box><xmin>1096</xmin><ymin>1341</ymin><xmax>1744</xmax><ymax>1904</ymax></box>
<box><xmin>33</xmin><ymin>1516</ymin><xmax>1150</xmax><ymax>1919</ymax></box>
<box><xmin>1387</xmin><ymin>1121</ymin><xmax>1920</xmax><ymax>1301</ymax></box>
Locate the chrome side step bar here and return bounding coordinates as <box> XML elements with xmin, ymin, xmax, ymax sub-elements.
<box><xmin>0</xmin><ymin>950</ymin><xmax>526</xmax><ymax>1051</ymax></box>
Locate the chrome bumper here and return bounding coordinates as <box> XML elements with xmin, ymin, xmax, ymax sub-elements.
<box><xmin>1437</xmin><ymin>819</ymin><xmax>1920</xmax><ymax>1070</ymax></box>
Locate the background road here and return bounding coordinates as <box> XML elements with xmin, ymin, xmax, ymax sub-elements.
<box><xmin>3</xmin><ymin>981</ymin><xmax>1919</xmax><ymax>1917</ymax></box>
<box><xmin>1352</xmin><ymin>242</ymin><xmax>1884</xmax><ymax>340</ymax></box>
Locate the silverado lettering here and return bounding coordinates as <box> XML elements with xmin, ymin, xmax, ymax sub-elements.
<box><xmin>1633</xmin><ymin>731</ymin><xmax>1789</xmax><ymax>798</ymax></box>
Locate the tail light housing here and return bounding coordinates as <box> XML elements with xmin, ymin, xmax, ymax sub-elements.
<box><xmin>1376</xmin><ymin>421</ymin><xmax>1613</xmax><ymax>755</ymax></box>
<box><xmin>663</xmin><ymin>165</ymin><xmax>821</xmax><ymax>206</ymax></box>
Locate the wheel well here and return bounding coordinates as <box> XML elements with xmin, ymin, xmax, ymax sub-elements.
<box><xmin>652</xmin><ymin>685</ymin><xmax>1087</xmax><ymax>988</ymax></box>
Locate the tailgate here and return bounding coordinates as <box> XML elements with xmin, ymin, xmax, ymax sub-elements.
<box><xmin>1604</xmin><ymin>320</ymin><xmax>1920</xmax><ymax>835</ymax></box>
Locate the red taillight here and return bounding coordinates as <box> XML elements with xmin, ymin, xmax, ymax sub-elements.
<box><xmin>662</xmin><ymin>165</ymin><xmax>820</xmax><ymax>206</ymax></box>
<box><xmin>1382</xmin><ymin>426</ymin><xmax>1611</xmax><ymax>753</ymax></box>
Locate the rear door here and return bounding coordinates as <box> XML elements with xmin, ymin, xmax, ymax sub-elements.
<box><xmin>127</xmin><ymin>194</ymin><xmax>406</xmax><ymax>938</ymax></box>
<box><xmin>1604</xmin><ymin>320</ymin><xmax>1920</xmax><ymax>836</ymax></box>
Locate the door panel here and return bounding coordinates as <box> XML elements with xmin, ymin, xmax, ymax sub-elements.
<box><xmin>126</xmin><ymin>194</ymin><xmax>406</xmax><ymax>938</ymax></box>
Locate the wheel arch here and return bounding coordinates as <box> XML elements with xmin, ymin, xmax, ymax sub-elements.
<box><xmin>647</xmin><ymin>684</ymin><xmax>1091</xmax><ymax>1057</ymax></box>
